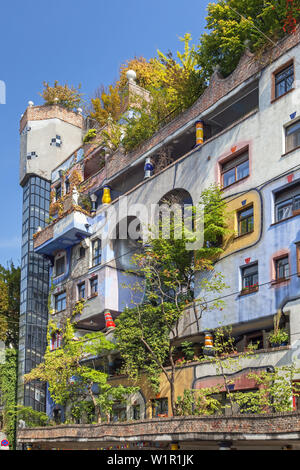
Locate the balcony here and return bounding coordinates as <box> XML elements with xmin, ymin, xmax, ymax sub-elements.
<box><xmin>34</xmin><ymin>209</ymin><xmax>92</xmax><ymax>256</ymax></box>
<box><xmin>73</xmin><ymin>265</ymin><xmax>143</xmax><ymax>331</ymax></box>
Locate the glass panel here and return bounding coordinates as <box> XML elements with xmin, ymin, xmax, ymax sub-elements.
<box><xmin>55</xmin><ymin>257</ymin><xmax>65</xmax><ymax>276</ymax></box>
<box><xmin>223</xmin><ymin>168</ymin><xmax>236</xmax><ymax>187</ymax></box>
<box><xmin>90</xmin><ymin>278</ymin><xmax>98</xmax><ymax>294</ymax></box>
<box><xmin>242</xmin><ymin>264</ymin><xmax>258</xmax><ymax>289</ymax></box>
<box><xmin>286</xmin><ymin>121</ymin><xmax>300</xmax><ymax>152</ymax></box>
<box><xmin>92</xmin><ymin>239</ymin><xmax>101</xmax><ymax>266</ymax></box>
<box><xmin>236</xmin><ymin>160</ymin><xmax>249</xmax><ymax>180</ymax></box>
<box><xmin>55</xmin><ymin>292</ymin><xmax>66</xmax><ymax>312</ymax></box>
<box><xmin>276</xmin><ymin>200</ymin><xmax>293</xmax><ymax>221</ymax></box>
<box><xmin>238</xmin><ymin>206</ymin><xmax>253</xmax><ymax>234</ymax></box>
<box><xmin>78</xmin><ymin>283</ymin><xmax>85</xmax><ymax>299</ymax></box>
<box><xmin>276</xmin><ymin>257</ymin><xmax>289</xmax><ymax>280</ymax></box>
<box><xmin>275</xmin><ymin>64</ymin><xmax>294</xmax><ymax>98</ymax></box>
<box><xmin>294</xmin><ymin>196</ymin><xmax>300</xmax><ymax>211</ymax></box>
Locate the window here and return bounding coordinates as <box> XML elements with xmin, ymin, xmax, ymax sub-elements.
<box><xmin>275</xmin><ymin>183</ymin><xmax>300</xmax><ymax>222</ymax></box>
<box><xmin>111</xmin><ymin>403</ymin><xmax>127</xmax><ymax>422</ymax></box>
<box><xmin>286</xmin><ymin>121</ymin><xmax>300</xmax><ymax>153</ymax></box>
<box><xmin>221</xmin><ymin>151</ymin><xmax>249</xmax><ymax>188</ymax></box>
<box><xmin>55</xmin><ymin>184</ymin><xmax>61</xmax><ymax>200</ymax></box>
<box><xmin>238</xmin><ymin>205</ymin><xmax>254</xmax><ymax>235</ymax></box>
<box><xmin>275</xmin><ymin>63</ymin><xmax>294</xmax><ymax>99</ymax></box>
<box><xmin>90</xmin><ymin>277</ymin><xmax>98</xmax><ymax>296</ymax></box>
<box><xmin>55</xmin><ymin>256</ymin><xmax>65</xmax><ymax>276</ymax></box>
<box><xmin>245</xmin><ymin>331</ymin><xmax>263</xmax><ymax>350</ymax></box>
<box><xmin>55</xmin><ymin>292</ymin><xmax>66</xmax><ymax>312</ymax></box>
<box><xmin>65</xmin><ymin>179</ymin><xmax>70</xmax><ymax>194</ymax></box>
<box><xmin>78</xmin><ymin>282</ymin><xmax>85</xmax><ymax>300</ymax></box>
<box><xmin>241</xmin><ymin>263</ymin><xmax>258</xmax><ymax>293</ymax></box>
<box><xmin>92</xmin><ymin>239</ymin><xmax>101</xmax><ymax>266</ymax></box>
<box><xmin>152</xmin><ymin>398</ymin><xmax>168</xmax><ymax>417</ymax></box>
<box><xmin>50</xmin><ymin>332</ymin><xmax>62</xmax><ymax>351</ymax></box>
<box><xmin>132</xmin><ymin>404</ymin><xmax>141</xmax><ymax>420</ymax></box>
<box><xmin>79</xmin><ymin>246</ymin><xmax>85</xmax><ymax>259</ymax></box>
<box><xmin>275</xmin><ymin>256</ymin><xmax>289</xmax><ymax>281</ymax></box>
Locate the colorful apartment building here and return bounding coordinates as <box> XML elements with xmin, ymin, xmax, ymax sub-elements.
<box><xmin>18</xmin><ymin>26</ymin><xmax>300</xmax><ymax>449</ymax></box>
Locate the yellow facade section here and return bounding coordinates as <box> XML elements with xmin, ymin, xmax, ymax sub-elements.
<box><xmin>220</xmin><ymin>189</ymin><xmax>261</xmax><ymax>258</ymax></box>
<box><xmin>108</xmin><ymin>363</ymin><xmax>195</xmax><ymax>418</ymax></box>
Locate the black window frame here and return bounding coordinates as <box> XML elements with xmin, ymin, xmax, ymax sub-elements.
<box><xmin>92</xmin><ymin>239</ymin><xmax>101</xmax><ymax>266</ymax></box>
<box><xmin>90</xmin><ymin>277</ymin><xmax>98</xmax><ymax>295</ymax></box>
<box><xmin>152</xmin><ymin>398</ymin><xmax>168</xmax><ymax>417</ymax></box>
<box><xmin>55</xmin><ymin>184</ymin><xmax>61</xmax><ymax>200</ymax></box>
<box><xmin>241</xmin><ymin>263</ymin><xmax>258</xmax><ymax>293</ymax></box>
<box><xmin>77</xmin><ymin>282</ymin><xmax>86</xmax><ymax>300</ymax></box>
<box><xmin>285</xmin><ymin>120</ymin><xmax>300</xmax><ymax>154</ymax></box>
<box><xmin>55</xmin><ymin>256</ymin><xmax>65</xmax><ymax>277</ymax></box>
<box><xmin>241</xmin><ymin>262</ymin><xmax>258</xmax><ymax>289</ymax></box>
<box><xmin>79</xmin><ymin>246</ymin><xmax>85</xmax><ymax>259</ymax></box>
<box><xmin>221</xmin><ymin>150</ymin><xmax>249</xmax><ymax>189</ymax></box>
<box><xmin>275</xmin><ymin>256</ymin><xmax>290</xmax><ymax>281</ymax></box>
<box><xmin>275</xmin><ymin>63</ymin><xmax>294</xmax><ymax>99</ymax></box>
<box><xmin>275</xmin><ymin>183</ymin><xmax>300</xmax><ymax>222</ymax></box>
<box><xmin>237</xmin><ymin>205</ymin><xmax>254</xmax><ymax>236</ymax></box>
<box><xmin>54</xmin><ymin>292</ymin><xmax>66</xmax><ymax>313</ymax></box>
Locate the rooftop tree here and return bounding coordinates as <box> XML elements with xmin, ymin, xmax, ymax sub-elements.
<box><xmin>195</xmin><ymin>0</ymin><xmax>300</xmax><ymax>80</ymax></box>
<box><xmin>40</xmin><ymin>80</ymin><xmax>83</xmax><ymax>111</ymax></box>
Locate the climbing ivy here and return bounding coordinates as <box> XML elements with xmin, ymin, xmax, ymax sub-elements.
<box><xmin>0</xmin><ymin>349</ymin><xmax>18</xmax><ymax>449</ymax></box>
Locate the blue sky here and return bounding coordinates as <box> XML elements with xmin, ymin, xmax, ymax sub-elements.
<box><xmin>0</xmin><ymin>0</ymin><xmax>210</xmax><ymax>267</ymax></box>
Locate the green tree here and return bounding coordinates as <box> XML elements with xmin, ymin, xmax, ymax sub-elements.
<box><xmin>233</xmin><ymin>363</ymin><xmax>300</xmax><ymax>413</ymax></box>
<box><xmin>114</xmin><ymin>186</ymin><xmax>228</xmax><ymax>416</ymax></box>
<box><xmin>0</xmin><ymin>349</ymin><xmax>18</xmax><ymax>449</ymax></box>
<box><xmin>24</xmin><ymin>319</ymin><xmax>137</xmax><ymax>423</ymax></box>
<box><xmin>157</xmin><ymin>33</ymin><xmax>206</xmax><ymax>113</ymax></box>
<box><xmin>195</xmin><ymin>0</ymin><xmax>300</xmax><ymax>79</ymax></box>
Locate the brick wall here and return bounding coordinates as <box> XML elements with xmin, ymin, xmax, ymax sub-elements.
<box><xmin>17</xmin><ymin>412</ymin><xmax>300</xmax><ymax>444</ymax></box>
<box><xmin>20</xmin><ymin>105</ymin><xmax>84</xmax><ymax>134</ymax></box>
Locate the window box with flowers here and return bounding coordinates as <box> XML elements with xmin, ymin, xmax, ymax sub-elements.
<box><xmin>240</xmin><ymin>283</ymin><xmax>259</xmax><ymax>296</ymax></box>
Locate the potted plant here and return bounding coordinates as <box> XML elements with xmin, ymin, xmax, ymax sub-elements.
<box><xmin>268</xmin><ymin>328</ymin><xmax>289</xmax><ymax>347</ymax></box>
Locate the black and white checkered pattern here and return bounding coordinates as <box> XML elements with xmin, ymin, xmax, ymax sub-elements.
<box><xmin>26</xmin><ymin>151</ymin><xmax>38</xmax><ymax>160</ymax></box>
<box><xmin>50</xmin><ymin>135</ymin><xmax>62</xmax><ymax>147</ymax></box>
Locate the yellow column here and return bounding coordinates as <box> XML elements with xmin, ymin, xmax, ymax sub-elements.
<box><xmin>196</xmin><ymin>120</ymin><xmax>204</xmax><ymax>146</ymax></box>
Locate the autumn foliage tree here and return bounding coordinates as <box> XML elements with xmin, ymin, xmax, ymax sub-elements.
<box><xmin>40</xmin><ymin>80</ymin><xmax>83</xmax><ymax>111</ymax></box>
